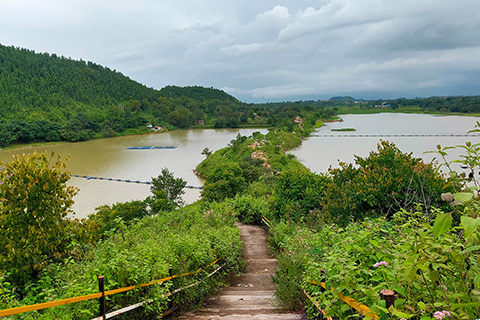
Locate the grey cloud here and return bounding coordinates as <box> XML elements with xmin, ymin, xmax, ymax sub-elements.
<box><xmin>1</xmin><ymin>0</ymin><xmax>479</xmax><ymax>102</ymax></box>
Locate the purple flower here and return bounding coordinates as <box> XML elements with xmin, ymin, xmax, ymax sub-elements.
<box><xmin>373</xmin><ymin>261</ymin><xmax>388</xmax><ymax>267</ymax></box>
<box><xmin>433</xmin><ymin>310</ymin><xmax>451</xmax><ymax>319</ymax></box>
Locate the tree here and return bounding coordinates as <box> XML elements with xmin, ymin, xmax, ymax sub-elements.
<box><xmin>201</xmin><ymin>147</ymin><xmax>212</xmax><ymax>158</ymax></box>
<box><xmin>150</xmin><ymin>168</ymin><xmax>187</xmax><ymax>208</ymax></box>
<box><xmin>0</xmin><ymin>152</ymin><xmax>77</xmax><ymax>286</ymax></box>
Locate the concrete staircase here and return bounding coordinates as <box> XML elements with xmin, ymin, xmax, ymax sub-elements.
<box><xmin>176</xmin><ymin>224</ymin><xmax>306</xmax><ymax>320</ymax></box>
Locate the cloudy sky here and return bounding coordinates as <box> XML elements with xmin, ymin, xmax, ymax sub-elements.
<box><xmin>1</xmin><ymin>0</ymin><xmax>479</xmax><ymax>102</ymax></box>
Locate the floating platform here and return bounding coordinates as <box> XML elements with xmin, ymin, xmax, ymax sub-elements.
<box><xmin>126</xmin><ymin>146</ymin><xmax>177</xmax><ymax>150</ymax></box>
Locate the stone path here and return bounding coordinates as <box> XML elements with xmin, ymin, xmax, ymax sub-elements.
<box><xmin>176</xmin><ymin>223</ymin><xmax>307</xmax><ymax>320</ymax></box>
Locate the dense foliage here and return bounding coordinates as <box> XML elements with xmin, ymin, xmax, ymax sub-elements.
<box><xmin>0</xmin><ymin>152</ymin><xmax>77</xmax><ymax>287</ymax></box>
<box><xmin>334</xmin><ymin>96</ymin><xmax>480</xmax><ymax>114</ymax></box>
<box><xmin>270</xmin><ymin>204</ymin><xmax>480</xmax><ymax>320</ymax></box>
<box><xmin>388</xmin><ymin>96</ymin><xmax>480</xmax><ymax>113</ymax></box>
<box><xmin>270</xmin><ymin>167</ymin><xmax>330</xmax><ymax>222</ymax></box>
<box><xmin>0</xmin><ymin>202</ymin><xmax>244</xmax><ymax>319</ymax></box>
<box><xmin>323</xmin><ymin>141</ymin><xmax>450</xmax><ymax>224</ymax></box>
<box><xmin>266</xmin><ymin>137</ymin><xmax>480</xmax><ymax>319</ymax></box>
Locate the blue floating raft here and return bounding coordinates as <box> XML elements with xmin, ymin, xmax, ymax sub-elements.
<box><xmin>126</xmin><ymin>146</ymin><xmax>177</xmax><ymax>150</ymax></box>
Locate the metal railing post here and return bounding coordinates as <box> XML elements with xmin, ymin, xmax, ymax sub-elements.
<box><xmin>168</xmin><ymin>267</ymin><xmax>174</xmax><ymax>311</ymax></box>
<box><xmin>379</xmin><ymin>289</ymin><xmax>395</xmax><ymax>309</ymax></box>
<box><xmin>98</xmin><ymin>276</ymin><xmax>106</xmax><ymax>320</ymax></box>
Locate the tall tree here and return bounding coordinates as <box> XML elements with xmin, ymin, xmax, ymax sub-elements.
<box><xmin>0</xmin><ymin>152</ymin><xmax>77</xmax><ymax>286</ymax></box>
<box><xmin>150</xmin><ymin>168</ymin><xmax>187</xmax><ymax>207</ymax></box>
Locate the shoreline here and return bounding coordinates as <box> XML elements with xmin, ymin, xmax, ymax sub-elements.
<box><xmin>1</xmin><ymin>125</ymin><xmax>274</xmax><ymax>153</ymax></box>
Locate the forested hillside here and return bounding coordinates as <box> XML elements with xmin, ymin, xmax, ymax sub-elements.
<box><xmin>0</xmin><ymin>44</ymin><xmax>245</xmax><ymax>147</ymax></box>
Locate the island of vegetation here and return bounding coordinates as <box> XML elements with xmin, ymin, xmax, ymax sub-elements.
<box><xmin>0</xmin><ymin>43</ymin><xmax>479</xmax><ymax>319</ymax></box>
<box><xmin>331</xmin><ymin>128</ymin><xmax>356</xmax><ymax>131</ymax></box>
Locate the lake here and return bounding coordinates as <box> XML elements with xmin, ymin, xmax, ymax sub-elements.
<box><xmin>0</xmin><ymin>128</ymin><xmax>267</xmax><ymax>218</ymax></box>
<box><xmin>291</xmin><ymin>113</ymin><xmax>480</xmax><ymax>174</ymax></box>
<box><xmin>1</xmin><ymin>113</ymin><xmax>478</xmax><ymax>219</ymax></box>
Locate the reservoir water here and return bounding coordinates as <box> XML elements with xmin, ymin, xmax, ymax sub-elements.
<box><xmin>292</xmin><ymin>113</ymin><xmax>480</xmax><ymax>174</ymax></box>
<box><xmin>1</xmin><ymin>113</ymin><xmax>479</xmax><ymax>219</ymax></box>
<box><xmin>0</xmin><ymin>129</ymin><xmax>267</xmax><ymax>218</ymax></box>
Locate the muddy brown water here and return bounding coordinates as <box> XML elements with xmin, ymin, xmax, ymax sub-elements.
<box><xmin>0</xmin><ymin>129</ymin><xmax>267</xmax><ymax>218</ymax></box>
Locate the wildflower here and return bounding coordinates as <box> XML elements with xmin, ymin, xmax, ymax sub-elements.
<box><xmin>373</xmin><ymin>261</ymin><xmax>388</xmax><ymax>267</ymax></box>
<box><xmin>433</xmin><ymin>310</ymin><xmax>451</xmax><ymax>319</ymax></box>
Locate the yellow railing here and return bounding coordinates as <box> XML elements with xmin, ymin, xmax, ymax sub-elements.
<box><xmin>0</xmin><ymin>258</ymin><xmax>221</xmax><ymax>318</ymax></box>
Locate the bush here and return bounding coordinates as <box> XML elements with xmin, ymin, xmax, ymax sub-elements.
<box><xmin>271</xmin><ymin>167</ymin><xmax>331</xmax><ymax>222</ymax></box>
<box><xmin>0</xmin><ymin>152</ymin><xmax>77</xmax><ymax>287</ymax></box>
<box><xmin>88</xmin><ymin>200</ymin><xmax>150</xmax><ymax>237</ymax></box>
<box><xmin>323</xmin><ymin>140</ymin><xmax>450</xmax><ymax>225</ymax></box>
<box><xmin>227</xmin><ymin>194</ymin><xmax>269</xmax><ymax>225</ymax></box>
<box><xmin>201</xmin><ymin>162</ymin><xmax>246</xmax><ymax>202</ymax></box>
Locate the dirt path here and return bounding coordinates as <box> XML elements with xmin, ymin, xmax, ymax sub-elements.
<box><xmin>177</xmin><ymin>223</ymin><xmax>306</xmax><ymax>320</ymax></box>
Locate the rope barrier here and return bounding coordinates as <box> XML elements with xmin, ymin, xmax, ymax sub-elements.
<box><xmin>261</xmin><ymin>216</ymin><xmax>272</xmax><ymax>228</ymax></box>
<box><xmin>89</xmin><ymin>263</ymin><xmax>224</xmax><ymax>320</ymax></box>
<box><xmin>0</xmin><ymin>258</ymin><xmax>220</xmax><ymax>317</ymax></box>
<box><xmin>311</xmin><ymin>134</ymin><xmax>479</xmax><ymax>138</ymax></box>
<box><xmin>0</xmin><ymin>293</ymin><xmax>103</xmax><ymax>317</ymax></box>
<box><xmin>69</xmin><ymin>174</ymin><xmax>203</xmax><ymax>189</ymax></box>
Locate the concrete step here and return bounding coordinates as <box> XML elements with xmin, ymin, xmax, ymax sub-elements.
<box><xmin>176</xmin><ymin>224</ymin><xmax>307</xmax><ymax>320</ymax></box>
<box><xmin>177</xmin><ymin>313</ymin><xmax>307</xmax><ymax>320</ymax></box>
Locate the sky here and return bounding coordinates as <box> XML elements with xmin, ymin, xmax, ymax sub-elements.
<box><xmin>1</xmin><ymin>0</ymin><xmax>479</xmax><ymax>102</ymax></box>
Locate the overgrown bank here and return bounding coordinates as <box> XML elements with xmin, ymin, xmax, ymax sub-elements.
<box><xmin>195</xmin><ymin>118</ymin><xmax>480</xmax><ymax>319</ymax></box>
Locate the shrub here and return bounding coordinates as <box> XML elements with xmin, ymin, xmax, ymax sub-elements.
<box><xmin>271</xmin><ymin>167</ymin><xmax>331</xmax><ymax>222</ymax></box>
<box><xmin>323</xmin><ymin>140</ymin><xmax>450</xmax><ymax>225</ymax></box>
<box><xmin>228</xmin><ymin>194</ymin><xmax>269</xmax><ymax>225</ymax></box>
<box><xmin>0</xmin><ymin>152</ymin><xmax>77</xmax><ymax>287</ymax></box>
<box><xmin>201</xmin><ymin>162</ymin><xmax>246</xmax><ymax>202</ymax></box>
<box><xmin>88</xmin><ymin>200</ymin><xmax>150</xmax><ymax>237</ymax></box>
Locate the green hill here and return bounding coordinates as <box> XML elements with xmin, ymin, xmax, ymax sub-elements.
<box><xmin>0</xmin><ymin>44</ymin><xmax>240</xmax><ymax>147</ymax></box>
<box><xmin>159</xmin><ymin>85</ymin><xmax>238</xmax><ymax>102</ymax></box>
